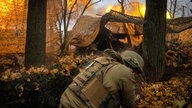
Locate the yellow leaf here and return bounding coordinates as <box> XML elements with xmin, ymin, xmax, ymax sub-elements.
<box><xmin>173</xmin><ymin>62</ymin><xmax>177</xmax><ymax>67</ymax></box>
<box><xmin>26</xmin><ymin>78</ymin><xmax>31</xmax><ymax>82</ymax></box>
<box><xmin>153</xmin><ymin>97</ymin><xmax>157</xmax><ymax>101</ymax></box>
<box><xmin>183</xmin><ymin>64</ymin><xmax>190</xmax><ymax>68</ymax></box>
<box><xmin>18</xmin><ymin>85</ymin><xmax>24</xmax><ymax>92</ymax></box>
<box><xmin>50</xmin><ymin>68</ymin><xmax>58</xmax><ymax>74</ymax></box>
<box><xmin>65</xmin><ymin>65</ymin><xmax>70</xmax><ymax>72</ymax></box>
<box><xmin>19</xmin><ymin>93</ymin><xmax>23</xmax><ymax>97</ymax></box>
<box><xmin>35</xmin><ymin>83</ymin><xmax>40</xmax><ymax>91</ymax></box>
<box><xmin>20</xmin><ymin>67</ymin><xmax>26</xmax><ymax>73</ymax></box>
<box><xmin>43</xmin><ymin>68</ymin><xmax>49</xmax><ymax>74</ymax></box>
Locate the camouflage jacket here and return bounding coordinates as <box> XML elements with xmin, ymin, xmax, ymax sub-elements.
<box><xmin>59</xmin><ymin>56</ymin><xmax>136</xmax><ymax>108</ymax></box>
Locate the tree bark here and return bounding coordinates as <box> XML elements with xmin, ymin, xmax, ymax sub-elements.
<box><xmin>107</xmin><ymin>10</ymin><xmax>192</xmax><ymax>33</ymax></box>
<box><xmin>143</xmin><ymin>0</ymin><xmax>167</xmax><ymax>82</ymax></box>
<box><xmin>25</xmin><ymin>0</ymin><xmax>47</xmax><ymax>68</ymax></box>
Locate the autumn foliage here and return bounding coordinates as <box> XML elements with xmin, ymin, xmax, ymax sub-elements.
<box><xmin>0</xmin><ymin>0</ymin><xmax>192</xmax><ymax>107</ymax></box>
<box><xmin>0</xmin><ymin>39</ymin><xmax>191</xmax><ymax>107</ymax></box>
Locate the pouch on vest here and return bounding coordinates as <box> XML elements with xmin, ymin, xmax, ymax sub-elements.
<box><xmin>69</xmin><ymin>57</ymin><xmax>118</xmax><ymax>108</ymax></box>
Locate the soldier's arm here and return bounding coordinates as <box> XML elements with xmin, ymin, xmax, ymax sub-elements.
<box><xmin>103</xmin><ymin>64</ymin><xmax>137</xmax><ymax>108</ymax></box>
<box><xmin>118</xmin><ymin>67</ymin><xmax>137</xmax><ymax>108</ymax></box>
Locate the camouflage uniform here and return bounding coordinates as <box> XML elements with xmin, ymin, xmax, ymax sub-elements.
<box><xmin>59</xmin><ymin>49</ymin><xmax>143</xmax><ymax>108</ymax></box>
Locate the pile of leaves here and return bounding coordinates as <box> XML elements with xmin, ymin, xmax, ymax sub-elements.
<box><xmin>137</xmin><ymin>73</ymin><xmax>192</xmax><ymax>107</ymax></box>
<box><xmin>0</xmin><ymin>54</ymin><xmax>20</xmax><ymax>73</ymax></box>
<box><xmin>0</xmin><ymin>71</ymin><xmax>71</xmax><ymax>108</ymax></box>
<box><xmin>0</xmin><ymin>54</ymin><xmax>95</xmax><ymax>108</ymax></box>
<box><xmin>165</xmin><ymin>39</ymin><xmax>192</xmax><ymax>70</ymax></box>
<box><xmin>0</xmin><ymin>39</ymin><xmax>192</xmax><ymax>107</ymax></box>
<box><xmin>137</xmin><ymin>39</ymin><xmax>192</xmax><ymax>107</ymax></box>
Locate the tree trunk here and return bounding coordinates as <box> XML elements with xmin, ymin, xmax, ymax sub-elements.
<box><xmin>59</xmin><ymin>0</ymin><xmax>67</xmax><ymax>56</ymax></box>
<box><xmin>25</xmin><ymin>0</ymin><xmax>47</xmax><ymax>68</ymax></box>
<box><xmin>143</xmin><ymin>0</ymin><xmax>167</xmax><ymax>82</ymax></box>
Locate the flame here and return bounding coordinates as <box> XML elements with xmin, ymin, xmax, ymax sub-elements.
<box><xmin>138</xmin><ymin>5</ymin><xmax>145</xmax><ymax>17</ymax></box>
<box><xmin>105</xmin><ymin>5</ymin><xmax>121</xmax><ymax>13</ymax></box>
<box><xmin>166</xmin><ymin>12</ymin><xmax>172</xmax><ymax>19</ymax></box>
<box><xmin>105</xmin><ymin>5</ymin><xmax>113</xmax><ymax>13</ymax></box>
<box><xmin>105</xmin><ymin>2</ymin><xmax>172</xmax><ymax>19</ymax></box>
<box><xmin>67</xmin><ymin>0</ymin><xmax>90</xmax><ymax>8</ymax></box>
<box><xmin>104</xmin><ymin>2</ymin><xmax>146</xmax><ymax>17</ymax></box>
<box><xmin>127</xmin><ymin>2</ymin><xmax>145</xmax><ymax>17</ymax></box>
<box><xmin>67</xmin><ymin>0</ymin><xmax>74</xmax><ymax>8</ymax></box>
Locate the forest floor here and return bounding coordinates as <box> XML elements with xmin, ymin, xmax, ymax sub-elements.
<box><xmin>0</xmin><ymin>39</ymin><xmax>192</xmax><ymax>108</ymax></box>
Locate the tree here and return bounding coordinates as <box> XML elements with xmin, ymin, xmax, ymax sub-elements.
<box><xmin>25</xmin><ymin>0</ymin><xmax>47</xmax><ymax>68</ymax></box>
<box><xmin>143</xmin><ymin>0</ymin><xmax>167</xmax><ymax>82</ymax></box>
<box><xmin>167</xmin><ymin>0</ymin><xmax>192</xmax><ymax>18</ymax></box>
<box><xmin>59</xmin><ymin>0</ymin><xmax>102</xmax><ymax>56</ymax></box>
<box><xmin>0</xmin><ymin>0</ymin><xmax>27</xmax><ymax>35</ymax></box>
<box><xmin>167</xmin><ymin>0</ymin><xmax>178</xmax><ymax>18</ymax></box>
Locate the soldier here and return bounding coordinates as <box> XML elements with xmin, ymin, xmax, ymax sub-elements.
<box><xmin>59</xmin><ymin>49</ymin><xmax>144</xmax><ymax>108</ymax></box>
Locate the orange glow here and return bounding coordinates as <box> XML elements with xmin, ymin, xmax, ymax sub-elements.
<box><xmin>0</xmin><ymin>0</ymin><xmax>26</xmax><ymax>30</ymax></box>
<box><xmin>104</xmin><ymin>2</ymin><xmax>146</xmax><ymax>17</ymax></box>
<box><xmin>127</xmin><ymin>2</ymin><xmax>145</xmax><ymax>17</ymax></box>
<box><xmin>138</xmin><ymin>5</ymin><xmax>145</xmax><ymax>17</ymax></box>
<box><xmin>67</xmin><ymin>0</ymin><xmax>74</xmax><ymax>8</ymax></box>
<box><xmin>105</xmin><ymin>5</ymin><xmax>113</xmax><ymax>13</ymax></box>
<box><xmin>67</xmin><ymin>0</ymin><xmax>89</xmax><ymax>8</ymax></box>
<box><xmin>105</xmin><ymin>2</ymin><xmax>172</xmax><ymax>19</ymax></box>
<box><xmin>105</xmin><ymin>5</ymin><xmax>122</xmax><ymax>13</ymax></box>
<box><xmin>166</xmin><ymin>12</ymin><xmax>172</xmax><ymax>19</ymax></box>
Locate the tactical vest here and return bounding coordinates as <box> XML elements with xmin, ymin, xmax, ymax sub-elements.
<box><xmin>68</xmin><ymin>57</ymin><xmax>119</xmax><ymax>108</ymax></box>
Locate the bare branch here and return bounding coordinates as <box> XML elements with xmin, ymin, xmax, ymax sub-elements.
<box><xmin>67</xmin><ymin>0</ymin><xmax>77</xmax><ymax>29</ymax></box>
<box><xmin>80</xmin><ymin>0</ymin><xmax>91</xmax><ymax>16</ymax></box>
<box><xmin>80</xmin><ymin>0</ymin><xmax>102</xmax><ymax>16</ymax></box>
<box><xmin>88</xmin><ymin>0</ymin><xmax>102</xmax><ymax>8</ymax></box>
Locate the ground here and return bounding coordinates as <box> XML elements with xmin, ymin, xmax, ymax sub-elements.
<box><xmin>0</xmin><ymin>39</ymin><xmax>192</xmax><ymax>108</ymax></box>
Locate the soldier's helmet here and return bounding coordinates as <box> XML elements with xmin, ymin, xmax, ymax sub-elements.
<box><xmin>120</xmin><ymin>50</ymin><xmax>144</xmax><ymax>73</ymax></box>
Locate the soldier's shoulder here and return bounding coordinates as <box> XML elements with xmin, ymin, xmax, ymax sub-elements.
<box><xmin>95</xmin><ymin>56</ymin><xmax>113</xmax><ymax>65</ymax></box>
<box><xmin>111</xmin><ymin>63</ymin><xmax>133</xmax><ymax>72</ymax></box>
<box><xmin>107</xmin><ymin>63</ymin><xmax>134</xmax><ymax>79</ymax></box>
